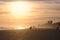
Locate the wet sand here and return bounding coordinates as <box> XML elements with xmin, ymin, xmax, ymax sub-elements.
<box><xmin>0</xmin><ymin>29</ymin><xmax>60</xmax><ymax>40</ymax></box>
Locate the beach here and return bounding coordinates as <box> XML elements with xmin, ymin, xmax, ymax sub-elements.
<box><xmin>0</xmin><ymin>29</ymin><xmax>60</xmax><ymax>40</ymax></box>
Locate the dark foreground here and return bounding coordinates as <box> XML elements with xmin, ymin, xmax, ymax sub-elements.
<box><xmin>0</xmin><ymin>29</ymin><xmax>60</xmax><ymax>40</ymax></box>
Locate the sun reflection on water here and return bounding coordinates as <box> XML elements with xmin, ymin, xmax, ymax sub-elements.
<box><xmin>16</xmin><ymin>26</ymin><xmax>26</xmax><ymax>30</ymax></box>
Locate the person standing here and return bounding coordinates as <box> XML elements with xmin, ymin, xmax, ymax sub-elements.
<box><xmin>56</xmin><ymin>25</ymin><xmax>59</xmax><ymax>30</ymax></box>
<box><xmin>29</xmin><ymin>26</ymin><xmax>32</xmax><ymax>30</ymax></box>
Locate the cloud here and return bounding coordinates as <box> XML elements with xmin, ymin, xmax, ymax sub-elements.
<box><xmin>0</xmin><ymin>0</ymin><xmax>60</xmax><ymax>1</ymax></box>
<box><xmin>48</xmin><ymin>5</ymin><xmax>60</xmax><ymax>10</ymax></box>
<box><xmin>0</xmin><ymin>0</ymin><xmax>60</xmax><ymax>4</ymax></box>
<box><xmin>0</xmin><ymin>12</ymin><xmax>8</xmax><ymax>14</ymax></box>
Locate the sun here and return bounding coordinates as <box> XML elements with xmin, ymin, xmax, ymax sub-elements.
<box><xmin>7</xmin><ymin>2</ymin><xmax>30</xmax><ymax>17</ymax></box>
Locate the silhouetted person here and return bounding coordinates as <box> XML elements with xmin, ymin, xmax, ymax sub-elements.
<box><xmin>56</xmin><ymin>25</ymin><xmax>59</xmax><ymax>30</ymax></box>
<box><xmin>56</xmin><ymin>26</ymin><xmax>58</xmax><ymax>30</ymax></box>
<box><xmin>29</xmin><ymin>27</ymin><xmax>32</xmax><ymax>30</ymax></box>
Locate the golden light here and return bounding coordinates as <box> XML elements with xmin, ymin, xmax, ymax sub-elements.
<box><xmin>7</xmin><ymin>2</ymin><xmax>31</xmax><ymax>17</ymax></box>
<box><xmin>17</xmin><ymin>26</ymin><xmax>26</xmax><ymax>30</ymax></box>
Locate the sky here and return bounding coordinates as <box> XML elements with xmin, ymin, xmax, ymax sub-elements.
<box><xmin>0</xmin><ymin>0</ymin><xmax>60</xmax><ymax>29</ymax></box>
<box><xmin>0</xmin><ymin>0</ymin><xmax>60</xmax><ymax>1</ymax></box>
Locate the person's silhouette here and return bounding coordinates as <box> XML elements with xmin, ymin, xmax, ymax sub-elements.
<box><xmin>29</xmin><ymin>27</ymin><xmax>32</xmax><ymax>30</ymax></box>
<box><xmin>56</xmin><ymin>25</ymin><xmax>58</xmax><ymax>30</ymax></box>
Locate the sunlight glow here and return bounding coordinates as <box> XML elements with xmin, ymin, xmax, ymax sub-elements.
<box><xmin>17</xmin><ymin>26</ymin><xmax>26</xmax><ymax>29</ymax></box>
<box><xmin>8</xmin><ymin>2</ymin><xmax>30</xmax><ymax>17</ymax></box>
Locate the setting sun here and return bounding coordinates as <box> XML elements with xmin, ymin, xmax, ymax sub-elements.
<box><xmin>7</xmin><ymin>2</ymin><xmax>31</xmax><ymax>17</ymax></box>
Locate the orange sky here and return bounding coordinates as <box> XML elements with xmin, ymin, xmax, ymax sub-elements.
<box><xmin>0</xmin><ymin>1</ymin><xmax>60</xmax><ymax>29</ymax></box>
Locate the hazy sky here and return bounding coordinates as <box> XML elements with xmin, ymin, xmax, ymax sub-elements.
<box><xmin>0</xmin><ymin>0</ymin><xmax>60</xmax><ymax>1</ymax></box>
<box><xmin>0</xmin><ymin>0</ymin><xmax>60</xmax><ymax>28</ymax></box>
